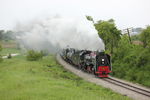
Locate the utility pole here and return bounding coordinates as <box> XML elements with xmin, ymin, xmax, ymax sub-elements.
<box><xmin>123</xmin><ymin>28</ymin><xmax>132</xmax><ymax>44</ymax></box>
<box><xmin>127</xmin><ymin>28</ymin><xmax>132</xmax><ymax>44</ymax></box>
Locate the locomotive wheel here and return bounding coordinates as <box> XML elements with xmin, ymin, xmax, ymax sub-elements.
<box><xmin>86</xmin><ymin>66</ymin><xmax>94</xmax><ymax>73</ymax></box>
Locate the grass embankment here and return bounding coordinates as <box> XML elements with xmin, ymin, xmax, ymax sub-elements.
<box><xmin>0</xmin><ymin>48</ymin><xmax>21</xmax><ymax>56</ymax></box>
<box><xmin>0</xmin><ymin>51</ymin><xmax>132</xmax><ymax>100</ymax></box>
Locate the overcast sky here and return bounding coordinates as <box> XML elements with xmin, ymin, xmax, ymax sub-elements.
<box><xmin>0</xmin><ymin>0</ymin><xmax>150</xmax><ymax>30</ymax></box>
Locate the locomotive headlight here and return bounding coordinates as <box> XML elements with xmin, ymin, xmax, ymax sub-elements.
<box><xmin>102</xmin><ymin>59</ymin><xmax>104</xmax><ymax>61</ymax></box>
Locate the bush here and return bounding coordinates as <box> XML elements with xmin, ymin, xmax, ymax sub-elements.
<box><xmin>26</xmin><ymin>50</ymin><xmax>43</xmax><ymax>61</ymax></box>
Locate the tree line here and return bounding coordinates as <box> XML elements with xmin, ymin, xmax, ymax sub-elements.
<box><xmin>0</xmin><ymin>30</ymin><xmax>14</xmax><ymax>41</ymax></box>
<box><xmin>86</xmin><ymin>16</ymin><xmax>150</xmax><ymax>87</ymax></box>
<box><xmin>86</xmin><ymin>15</ymin><xmax>150</xmax><ymax>53</ymax></box>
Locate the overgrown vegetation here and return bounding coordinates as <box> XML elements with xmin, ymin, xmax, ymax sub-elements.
<box><xmin>140</xmin><ymin>26</ymin><xmax>150</xmax><ymax>48</ymax></box>
<box><xmin>26</xmin><ymin>50</ymin><xmax>44</xmax><ymax>61</ymax></box>
<box><xmin>0</xmin><ymin>55</ymin><xmax>131</xmax><ymax>100</ymax></box>
<box><xmin>111</xmin><ymin>35</ymin><xmax>150</xmax><ymax>87</ymax></box>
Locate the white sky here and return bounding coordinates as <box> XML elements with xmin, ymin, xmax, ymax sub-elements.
<box><xmin>0</xmin><ymin>0</ymin><xmax>150</xmax><ymax>30</ymax></box>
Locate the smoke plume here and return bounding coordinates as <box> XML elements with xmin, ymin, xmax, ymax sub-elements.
<box><xmin>15</xmin><ymin>16</ymin><xmax>105</xmax><ymax>53</ymax></box>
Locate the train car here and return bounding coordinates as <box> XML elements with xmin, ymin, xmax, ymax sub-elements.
<box><xmin>61</xmin><ymin>48</ymin><xmax>112</xmax><ymax>78</ymax></box>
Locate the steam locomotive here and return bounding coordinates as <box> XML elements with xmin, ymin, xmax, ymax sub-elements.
<box><xmin>61</xmin><ymin>48</ymin><xmax>112</xmax><ymax>77</ymax></box>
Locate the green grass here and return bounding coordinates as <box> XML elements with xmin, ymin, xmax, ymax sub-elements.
<box><xmin>0</xmin><ymin>40</ymin><xmax>20</xmax><ymax>56</ymax></box>
<box><xmin>0</xmin><ymin>54</ymin><xmax>132</xmax><ymax>100</ymax></box>
<box><xmin>0</xmin><ymin>48</ymin><xmax>21</xmax><ymax>56</ymax></box>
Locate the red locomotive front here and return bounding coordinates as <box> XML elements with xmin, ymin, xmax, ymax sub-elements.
<box><xmin>95</xmin><ymin>52</ymin><xmax>112</xmax><ymax>77</ymax></box>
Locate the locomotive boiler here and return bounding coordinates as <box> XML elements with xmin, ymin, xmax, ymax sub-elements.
<box><xmin>61</xmin><ymin>48</ymin><xmax>112</xmax><ymax>77</ymax></box>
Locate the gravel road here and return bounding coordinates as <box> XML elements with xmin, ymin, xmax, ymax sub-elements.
<box><xmin>2</xmin><ymin>53</ymin><xmax>19</xmax><ymax>59</ymax></box>
<box><xmin>56</xmin><ymin>55</ymin><xmax>150</xmax><ymax>100</ymax></box>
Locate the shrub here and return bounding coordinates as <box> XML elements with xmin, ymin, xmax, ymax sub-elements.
<box><xmin>26</xmin><ymin>50</ymin><xmax>43</xmax><ymax>61</ymax></box>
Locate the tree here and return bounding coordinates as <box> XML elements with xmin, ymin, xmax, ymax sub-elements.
<box><xmin>94</xmin><ymin>19</ymin><xmax>121</xmax><ymax>54</ymax></box>
<box><xmin>86</xmin><ymin>16</ymin><xmax>94</xmax><ymax>23</ymax></box>
<box><xmin>108</xmin><ymin>19</ymin><xmax>115</xmax><ymax>24</ymax></box>
<box><xmin>140</xmin><ymin>26</ymin><xmax>150</xmax><ymax>48</ymax></box>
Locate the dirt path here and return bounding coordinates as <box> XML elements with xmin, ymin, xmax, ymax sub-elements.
<box><xmin>56</xmin><ymin>55</ymin><xmax>150</xmax><ymax>100</ymax></box>
<box><xmin>2</xmin><ymin>53</ymin><xmax>20</xmax><ymax>59</ymax></box>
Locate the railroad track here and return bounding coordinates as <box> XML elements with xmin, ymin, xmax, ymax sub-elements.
<box><xmin>61</xmin><ymin>55</ymin><xmax>150</xmax><ymax>98</ymax></box>
<box><xmin>57</xmin><ymin>55</ymin><xmax>150</xmax><ymax>100</ymax></box>
<box><xmin>102</xmin><ymin>77</ymin><xmax>150</xmax><ymax>97</ymax></box>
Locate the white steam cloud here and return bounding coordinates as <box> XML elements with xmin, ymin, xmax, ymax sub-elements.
<box><xmin>15</xmin><ymin>16</ymin><xmax>104</xmax><ymax>53</ymax></box>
